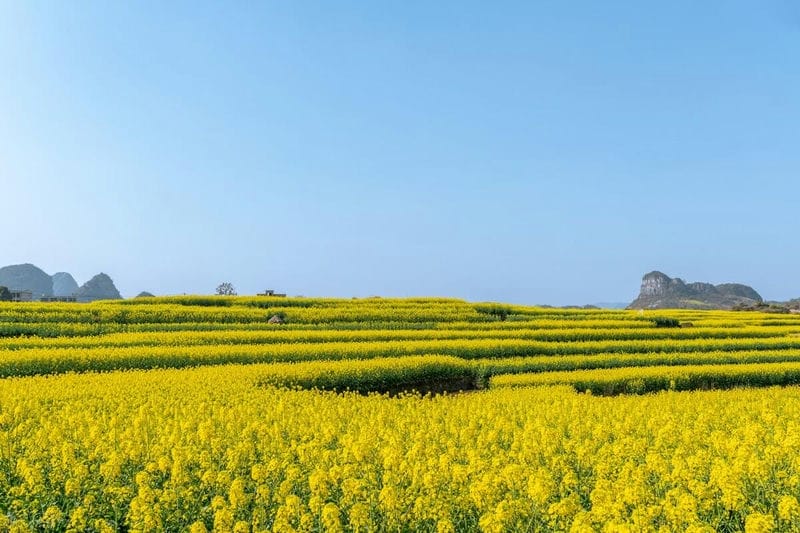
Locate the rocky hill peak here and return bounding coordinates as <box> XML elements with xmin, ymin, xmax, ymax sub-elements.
<box><xmin>629</xmin><ymin>272</ymin><xmax>762</xmax><ymax>310</ymax></box>
<box><xmin>75</xmin><ymin>273</ymin><xmax>122</xmax><ymax>302</ymax></box>
<box><xmin>52</xmin><ymin>272</ymin><xmax>79</xmax><ymax>297</ymax></box>
<box><xmin>0</xmin><ymin>263</ymin><xmax>53</xmax><ymax>298</ymax></box>
<box><xmin>639</xmin><ymin>271</ymin><xmax>676</xmax><ymax>297</ymax></box>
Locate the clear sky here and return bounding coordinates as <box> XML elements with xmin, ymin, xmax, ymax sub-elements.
<box><xmin>1</xmin><ymin>1</ymin><xmax>799</xmax><ymax>304</ymax></box>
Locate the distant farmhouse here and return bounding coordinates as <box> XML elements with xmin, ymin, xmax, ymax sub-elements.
<box><xmin>257</xmin><ymin>289</ymin><xmax>287</xmax><ymax>297</ymax></box>
<box><xmin>8</xmin><ymin>291</ymin><xmax>76</xmax><ymax>303</ymax></box>
<box><xmin>10</xmin><ymin>290</ymin><xmax>33</xmax><ymax>302</ymax></box>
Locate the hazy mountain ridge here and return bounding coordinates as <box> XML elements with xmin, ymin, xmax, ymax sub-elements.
<box><xmin>0</xmin><ymin>264</ymin><xmax>54</xmax><ymax>299</ymax></box>
<box><xmin>52</xmin><ymin>272</ymin><xmax>79</xmax><ymax>297</ymax></box>
<box><xmin>74</xmin><ymin>273</ymin><xmax>122</xmax><ymax>302</ymax></box>
<box><xmin>0</xmin><ymin>264</ymin><xmax>121</xmax><ymax>302</ymax></box>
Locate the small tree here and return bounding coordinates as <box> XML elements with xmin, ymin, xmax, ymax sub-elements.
<box><xmin>215</xmin><ymin>282</ymin><xmax>237</xmax><ymax>296</ymax></box>
<box><xmin>0</xmin><ymin>286</ymin><xmax>10</xmax><ymax>301</ymax></box>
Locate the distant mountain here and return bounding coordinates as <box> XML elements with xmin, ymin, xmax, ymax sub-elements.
<box><xmin>734</xmin><ymin>297</ymin><xmax>800</xmax><ymax>314</ymax></box>
<box><xmin>75</xmin><ymin>273</ymin><xmax>122</xmax><ymax>303</ymax></box>
<box><xmin>135</xmin><ymin>291</ymin><xmax>155</xmax><ymax>298</ymax></box>
<box><xmin>594</xmin><ymin>302</ymin><xmax>629</xmax><ymax>309</ymax></box>
<box><xmin>0</xmin><ymin>264</ymin><xmax>122</xmax><ymax>302</ymax></box>
<box><xmin>628</xmin><ymin>271</ymin><xmax>763</xmax><ymax>310</ymax></box>
<box><xmin>0</xmin><ymin>264</ymin><xmax>53</xmax><ymax>298</ymax></box>
<box><xmin>52</xmin><ymin>272</ymin><xmax>79</xmax><ymax>297</ymax></box>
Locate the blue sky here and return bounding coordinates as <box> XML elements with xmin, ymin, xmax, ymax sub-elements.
<box><xmin>1</xmin><ymin>1</ymin><xmax>798</xmax><ymax>304</ymax></box>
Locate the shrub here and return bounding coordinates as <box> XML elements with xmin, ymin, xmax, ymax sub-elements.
<box><xmin>652</xmin><ymin>317</ymin><xmax>680</xmax><ymax>328</ymax></box>
<box><xmin>475</xmin><ymin>304</ymin><xmax>512</xmax><ymax>321</ymax></box>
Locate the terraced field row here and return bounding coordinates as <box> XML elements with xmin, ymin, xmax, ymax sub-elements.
<box><xmin>2</xmin><ymin>297</ymin><xmax>800</xmax><ymax>394</ymax></box>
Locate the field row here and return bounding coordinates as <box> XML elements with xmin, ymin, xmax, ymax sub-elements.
<box><xmin>254</xmin><ymin>355</ymin><xmax>800</xmax><ymax>394</ymax></box>
<box><xmin>3</xmin><ymin>324</ymin><xmax>800</xmax><ymax>350</ymax></box>
<box><xmin>18</xmin><ymin>335</ymin><xmax>800</xmax><ymax>356</ymax></box>
<box><xmin>2</xmin><ymin>318</ymin><xmax>783</xmax><ymax>338</ymax></box>
<box><xmin>491</xmin><ymin>361</ymin><xmax>800</xmax><ymax>395</ymax></box>
<box><xmin>2</xmin><ymin>301</ymin><xmax>798</xmax><ymax>327</ymax></box>
<box><xmin>3</xmin><ymin>341</ymin><xmax>800</xmax><ymax>390</ymax></box>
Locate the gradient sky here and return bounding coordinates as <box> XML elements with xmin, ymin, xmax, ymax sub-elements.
<box><xmin>1</xmin><ymin>1</ymin><xmax>799</xmax><ymax>304</ymax></box>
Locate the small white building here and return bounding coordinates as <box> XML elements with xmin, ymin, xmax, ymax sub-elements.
<box><xmin>40</xmin><ymin>296</ymin><xmax>78</xmax><ymax>303</ymax></box>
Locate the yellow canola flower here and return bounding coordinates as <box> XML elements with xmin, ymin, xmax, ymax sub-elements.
<box><xmin>0</xmin><ymin>364</ymin><xmax>795</xmax><ymax>530</ymax></box>
<box><xmin>745</xmin><ymin>513</ymin><xmax>775</xmax><ymax>533</ymax></box>
<box><xmin>0</xmin><ymin>299</ymin><xmax>798</xmax><ymax>531</ymax></box>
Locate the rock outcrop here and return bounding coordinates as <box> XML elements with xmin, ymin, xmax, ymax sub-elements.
<box><xmin>75</xmin><ymin>273</ymin><xmax>122</xmax><ymax>302</ymax></box>
<box><xmin>51</xmin><ymin>272</ymin><xmax>80</xmax><ymax>297</ymax></box>
<box><xmin>628</xmin><ymin>271</ymin><xmax>763</xmax><ymax>310</ymax></box>
<box><xmin>0</xmin><ymin>264</ymin><xmax>53</xmax><ymax>298</ymax></box>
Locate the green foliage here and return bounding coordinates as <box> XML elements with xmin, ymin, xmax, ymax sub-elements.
<box><xmin>215</xmin><ymin>282</ymin><xmax>237</xmax><ymax>296</ymax></box>
<box><xmin>258</xmin><ymin>356</ymin><xmax>477</xmax><ymax>394</ymax></box>
<box><xmin>652</xmin><ymin>317</ymin><xmax>681</xmax><ymax>328</ymax></box>
<box><xmin>269</xmin><ymin>311</ymin><xmax>288</xmax><ymax>322</ymax></box>
<box><xmin>0</xmin><ymin>286</ymin><xmax>10</xmax><ymax>302</ymax></box>
<box><xmin>492</xmin><ymin>362</ymin><xmax>800</xmax><ymax>396</ymax></box>
<box><xmin>474</xmin><ymin>303</ymin><xmax>512</xmax><ymax>321</ymax></box>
